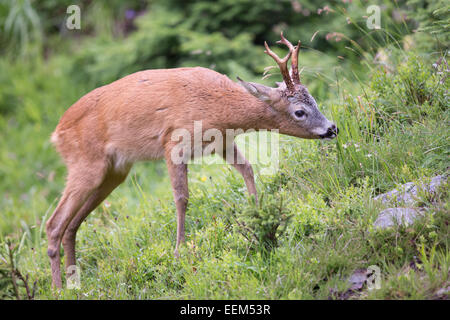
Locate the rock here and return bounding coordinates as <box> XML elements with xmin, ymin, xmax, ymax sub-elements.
<box><xmin>372</xmin><ymin>174</ymin><xmax>447</xmax><ymax>229</ymax></box>
<box><xmin>428</xmin><ymin>174</ymin><xmax>447</xmax><ymax>194</ymax></box>
<box><xmin>373</xmin><ymin>207</ymin><xmax>424</xmax><ymax>229</ymax></box>
<box><xmin>374</xmin><ymin>174</ymin><xmax>447</xmax><ymax>206</ymax></box>
<box><xmin>348</xmin><ymin>269</ymin><xmax>369</xmax><ymax>291</ymax></box>
<box><xmin>435</xmin><ymin>286</ymin><xmax>450</xmax><ymax>299</ymax></box>
<box><xmin>374</xmin><ymin>182</ymin><xmax>417</xmax><ymax>205</ymax></box>
<box><xmin>330</xmin><ymin>267</ymin><xmax>380</xmax><ymax>300</ymax></box>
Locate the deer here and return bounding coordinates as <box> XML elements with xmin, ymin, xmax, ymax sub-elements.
<box><xmin>46</xmin><ymin>32</ymin><xmax>338</xmax><ymax>288</ymax></box>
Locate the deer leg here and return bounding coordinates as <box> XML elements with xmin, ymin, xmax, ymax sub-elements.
<box><xmin>223</xmin><ymin>142</ymin><xmax>258</xmax><ymax>201</ymax></box>
<box><xmin>165</xmin><ymin>155</ymin><xmax>188</xmax><ymax>258</ymax></box>
<box><xmin>46</xmin><ymin>161</ymin><xmax>107</xmax><ymax>288</ymax></box>
<box><xmin>62</xmin><ymin>168</ymin><xmax>129</xmax><ymax>276</ymax></box>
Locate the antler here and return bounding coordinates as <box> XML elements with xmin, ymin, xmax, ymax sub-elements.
<box><xmin>276</xmin><ymin>31</ymin><xmax>301</xmax><ymax>85</ymax></box>
<box><xmin>264</xmin><ymin>40</ymin><xmax>295</xmax><ymax>93</ymax></box>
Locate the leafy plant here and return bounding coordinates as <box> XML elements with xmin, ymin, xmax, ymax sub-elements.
<box><xmin>227</xmin><ymin>193</ymin><xmax>292</xmax><ymax>252</ymax></box>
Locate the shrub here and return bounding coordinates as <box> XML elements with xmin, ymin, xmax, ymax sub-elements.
<box><xmin>226</xmin><ymin>193</ymin><xmax>292</xmax><ymax>252</ymax></box>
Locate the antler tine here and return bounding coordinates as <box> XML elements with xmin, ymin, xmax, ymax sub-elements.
<box><xmin>276</xmin><ymin>32</ymin><xmax>301</xmax><ymax>85</ymax></box>
<box><xmin>264</xmin><ymin>41</ymin><xmax>295</xmax><ymax>93</ymax></box>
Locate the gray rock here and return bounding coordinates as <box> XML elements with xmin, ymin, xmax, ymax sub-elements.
<box><xmin>428</xmin><ymin>174</ymin><xmax>447</xmax><ymax>194</ymax></box>
<box><xmin>348</xmin><ymin>269</ymin><xmax>369</xmax><ymax>291</ymax></box>
<box><xmin>373</xmin><ymin>207</ymin><xmax>424</xmax><ymax>229</ymax></box>
<box><xmin>435</xmin><ymin>286</ymin><xmax>450</xmax><ymax>297</ymax></box>
<box><xmin>374</xmin><ymin>174</ymin><xmax>447</xmax><ymax>206</ymax></box>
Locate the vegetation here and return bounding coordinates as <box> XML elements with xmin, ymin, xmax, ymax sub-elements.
<box><xmin>0</xmin><ymin>0</ymin><xmax>448</xmax><ymax>299</ymax></box>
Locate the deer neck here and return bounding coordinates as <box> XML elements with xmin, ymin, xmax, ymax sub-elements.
<box><xmin>231</xmin><ymin>95</ymin><xmax>280</xmax><ymax>132</ymax></box>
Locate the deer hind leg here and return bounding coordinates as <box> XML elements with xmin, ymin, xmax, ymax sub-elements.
<box><xmin>165</xmin><ymin>151</ymin><xmax>188</xmax><ymax>258</ymax></box>
<box><xmin>46</xmin><ymin>160</ymin><xmax>108</xmax><ymax>288</ymax></box>
<box><xmin>222</xmin><ymin>142</ymin><xmax>258</xmax><ymax>201</ymax></box>
<box><xmin>62</xmin><ymin>167</ymin><xmax>130</xmax><ymax>279</ymax></box>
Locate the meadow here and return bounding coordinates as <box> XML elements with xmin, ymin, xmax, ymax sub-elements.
<box><xmin>0</xmin><ymin>0</ymin><xmax>448</xmax><ymax>299</ymax></box>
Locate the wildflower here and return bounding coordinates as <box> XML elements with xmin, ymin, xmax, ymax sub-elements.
<box><xmin>309</xmin><ymin>257</ymin><xmax>319</xmax><ymax>264</ymax></box>
<box><xmin>318</xmin><ymin>6</ymin><xmax>332</xmax><ymax>15</ymax></box>
<box><xmin>325</xmin><ymin>32</ymin><xmax>344</xmax><ymax>42</ymax></box>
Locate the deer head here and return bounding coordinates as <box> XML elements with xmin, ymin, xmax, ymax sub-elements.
<box><xmin>238</xmin><ymin>32</ymin><xmax>338</xmax><ymax>139</ymax></box>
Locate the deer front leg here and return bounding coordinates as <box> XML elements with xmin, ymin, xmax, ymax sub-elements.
<box><xmin>223</xmin><ymin>142</ymin><xmax>258</xmax><ymax>202</ymax></box>
<box><xmin>165</xmin><ymin>155</ymin><xmax>189</xmax><ymax>258</ymax></box>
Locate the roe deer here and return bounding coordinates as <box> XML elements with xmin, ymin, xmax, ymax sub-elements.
<box><xmin>46</xmin><ymin>32</ymin><xmax>338</xmax><ymax>288</ymax></box>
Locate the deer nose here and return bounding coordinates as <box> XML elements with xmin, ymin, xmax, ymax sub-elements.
<box><xmin>326</xmin><ymin>124</ymin><xmax>338</xmax><ymax>137</ymax></box>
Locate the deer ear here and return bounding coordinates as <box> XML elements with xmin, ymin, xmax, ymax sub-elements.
<box><xmin>237</xmin><ymin>77</ymin><xmax>278</xmax><ymax>102</ymax></box>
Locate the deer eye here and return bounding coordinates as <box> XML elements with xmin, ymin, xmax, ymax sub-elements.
<box><xmin>294</xmin><ymin>110</ymin><xmax>306</xmax><ymax>119</ymax></box>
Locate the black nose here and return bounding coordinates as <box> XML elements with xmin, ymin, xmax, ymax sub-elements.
<box><xmin>327</xmin><ymin>124</ymin><xmax>338</xmax><ymax>137</ymax></box>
